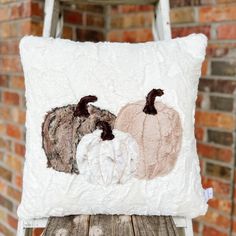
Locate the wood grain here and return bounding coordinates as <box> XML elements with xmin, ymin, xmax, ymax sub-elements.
<box><xmin>42</xmin><ymin>215</ymin><xmax>179</xmax><ymax>236</ymax></box>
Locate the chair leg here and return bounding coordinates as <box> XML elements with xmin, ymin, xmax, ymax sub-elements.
<box><xmin>184</xmin><ymin>218</ymin><xmax>194</xmax><ymax>236</ymax></box>
<box><xmin>43</xmin><ymin>0</ymin><xmax>61</xmax><ymax>37</ymax></box>
<box><xmin>17</xmin><ymin>219</ymin><xmax>26</xmax><ymax>236</ymax></box>
<box><xmin>152</xmin><ymin>0</ymin><xmax>171</xmax><ymax>41</ymax></box>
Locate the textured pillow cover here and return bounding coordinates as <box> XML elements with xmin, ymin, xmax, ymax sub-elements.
<box><xmin>18</xmin><ymin>33</ymin><xmax>208</xmax><ymax>220</ymax></box>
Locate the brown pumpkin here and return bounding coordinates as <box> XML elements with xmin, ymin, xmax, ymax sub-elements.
<box><xmin>115</xmin><ymin>89</ymin><xmax>182</xmax><ymax>180</ymax></box>
<box><xmin>42</xmin><ymin>96</ymin><xmax>116</xmax><ymax>174</ymax></box>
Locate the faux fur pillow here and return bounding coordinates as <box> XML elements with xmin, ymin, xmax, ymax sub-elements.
<box><xmin>18</xmin><ymin>34</ymin><xmax>208</xmax><ymax>220</ymax></box>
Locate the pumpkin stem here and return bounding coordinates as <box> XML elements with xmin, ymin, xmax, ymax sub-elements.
<box><xmin>143</xmin><ymin>89</ymin><xmax>164</xmax><ymax>115</ymax></box>
<box><xmin>96</xmin><ymin>121</ymin><xmax>115</xmax><ymax>141</ymax></box>
<box><xmin>74</xmin><ymin>95</ymin><xmax>98</xmax><ymax>117</ymax></box>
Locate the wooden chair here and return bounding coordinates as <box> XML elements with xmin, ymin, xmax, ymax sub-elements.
<box><xmin>17</xmin><ymin>1</ymin><xmax>194</xmax><ymax>235</ymax></box>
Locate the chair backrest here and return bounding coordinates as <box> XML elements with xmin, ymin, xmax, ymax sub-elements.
<box><xmin>43</xmin><ymin>0</ymin><xmax>171</xmax><ymax>40</ymax></box>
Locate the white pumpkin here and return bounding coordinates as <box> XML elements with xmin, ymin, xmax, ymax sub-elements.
<box><xmin>76</xmin><ymin>121</ymin><xmax>138</xmax><ymax>186</ymax></box>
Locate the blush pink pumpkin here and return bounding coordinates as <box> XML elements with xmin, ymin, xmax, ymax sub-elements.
<box><xmin>115</xmin><ymin>89</ymin><xmax>182</xmax><ymax>180</ymax></box>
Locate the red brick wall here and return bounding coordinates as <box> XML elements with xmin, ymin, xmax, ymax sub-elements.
<box><xmin>170</xmin><ymin>1</ymin><xmax>236</xmax><ymax>235</ymax></box>
<box><xmin>0</xmin><ymin>1</ymin><xmax>235</xmax><ymax>236</ymax></box>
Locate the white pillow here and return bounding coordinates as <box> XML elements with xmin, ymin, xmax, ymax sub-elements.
<box><xmin>18</xmin><ymin>34</ymin><xmax>208</xmax><ymax>220</ymax></box>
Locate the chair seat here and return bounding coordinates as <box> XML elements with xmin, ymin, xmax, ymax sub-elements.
<box><xmin>42</xmin><ymin>215</ymin><xmax>180</xmax><ymax>236</ymax></box>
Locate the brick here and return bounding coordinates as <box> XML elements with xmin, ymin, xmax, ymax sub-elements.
<box><xmin>10</xmin><ymin>76</ymin><xmax>25</xmax><ymax>90</ymax></box>
<box><xmin>7</xmin><ymin>186</ymin><xmax>21</xmax><ymax>202</ymax></box>
<box><xmin>0</xmin><ymin>39</ymin><xmax>19</xmax><ymax>55</ymax></box>
<box><xmin>203</xmin><ymin>226</ymin><xmax>228</xmax><ymax>236</ymax></box>
<box><xmin>217</xmin><ymin>0</ymin><xmax>236</xmax><ymax>2</ymax></box>
<box><xmin>33</xmin><ymin>228</ymin><xmax>45</xmax><ymax>236</ymax></box>
<box><xmin>196</xmin><ymin>93</ymin><xmax>210</xmax><ymax>109</ymax></box>
<box><xmin>30</xmin><ymin>21</ymin><xmax>43</xmax><ymax>36</ymax></box>
<box><xmin>202</xmin><ymin>177</ymin><xmax>231</xmax><ymax>196</ymax></box>
<box><xmin>193</xmin><ymin>220</ymin><xmax>199</xmax><ymax>233</ymax></box>
<box><xmin>206</xmin><ymin>42</ymin><xmax>236</xmax><ymax>58</ymax></box>
<box><xmin>203</xmin><ymin>209</ymin><xmax>231</xmax><ymax>228</ymax></box>
<box><xmin>30</xmin><ymin>2</ymin><xmax>43</xmax><ymax>18</ymax></box>
<box><xmin>170</xmin><ymin>7</ymin><xmax>195</xmax><ymax>23</ymax></box>
<box><xmin>172</xmin><ymin>25</ymin><xmax>211</xmax><ymax>38</ymax></box>
<box><xmin>197</xmin><ymin>143</ymin><xmax>232</xmax><ymax>163</ymax></box>
<box><xmin>3</xmin><ymin>91</ymin><xmax>20</xmax><ymax>105</ymax></box>
<box><xmin>0</xmin><ymin>75</ymin><xmax>9</xmax><ymax>87</ymax></box>
<box><xmin>233</xmin><ymin>219</ymin><xmax>236</xmax><ymax>233</ymax></box>
<box><xmin>0</xmin><ymin>222</ymin><xmax>14</xmax><ymax>236</ymax></box>
<box><xmin>195</xmin><ymin>126</ymin><xmax>205</xmax><ymax>141</ymax></box>
<box><xmin>122</xmin><ymin>28</ymin><xmax>153</xmax><ymax>42</ymax></box>
<box><xmin>212</xmin><ymin>61</ymin><xmax>236</xmax><ymax>76</ymax></box>
<box><xmin>0</xmin><ymin>180</ymin><xmax>7</xmax><ymax>194</ymax></box>
<box><xmin>14</xmin><ymin>174</ymin><xmax>22</xmax><ymax>189</ymax></box>
<box><xmin>7</xmin><ymin>214</ymin><xmax>17</xmax><ymax>229</ymax></box>
<box><xmin>107</xmin><ymin>30</ymin><xmax>122</xmax><ymax>42</ymax></box>
<box><xmin>9</xmin><ymin>2</ymin><xmax>31</xmax><ymax>20</ymax></box>
<box><xmin>0</xmin><ymin>137</ymin><xmax>9</xmax><ymax>150</ymax></box>
<box><xmin>0</xmin><ymin>7</ymin><xmax>9</xmax><ymax>21</ymax></box>
<box><xmin>62</xmin><ymin>26</ymin><xmax>73</xmax><ymax>40</ymax></box>
<box><xmin>0</xmin><ymin>208</ymin><xmax>7</xmax><ymax>221</ymax></box>
<box><xmin>0</xmin><ymin>122</ymin><xmax>6</xmax><ymax>135</ymax></box>
<box><xmin>198</xmin><ymin>78</ymin><xmax>236</xmax><ymax>94</ymax></box>
<box><xmin>0</xmin><ymin>106</ymin><xmax>11</xmax><ymax>120</ymax></box>
<box><xmin>111</xmin><ymin>13</ymin><xmax>153</xmax><ymax>29</ymax></box>
<box><xmin>208</xmin><ymin>198</ymin><xmax>232</xmax><ymax>214</ymax></box>
<box><xmin>205</xmin><ymin>162</ymin><xmax>231</xmax><ymax>180</ymax></box>
<box><xmin>75</xmin><ymin>4</ymin><xmax>104</xmax><ymax>13</ymax></box>
<box><xmin>200</xmin><ymin>0</ymin><xmax>216</xmax><ymax>4</ymax></box>
<box><xmin>170</xmin><ymin>0</ymin><xmax>201</xmax><ymax>7</ymax></box>
<box><xmin>0</xmin><ymin>22</ymin><xmax>18</xmax><ymax>38</ymax></box>
<box><xmin>210</xmin><ymin>96</ymin><xmax>234</xmax><ymax>112</ymax></box>
<box><xmin>0</xmin><ymin>56</ymin><xmax>22</xmax><ymax>72</ymax></box>
<box><xmin>199</xmin><ymin>5</ymin><xmax>236</xmax><ymax>22</ymax></box>
<box><xmin>195</xmin><ymin>111</ymin><xmax>235</xmax><ymax>130</ymax></box>
<box><xmin>21</xmin><ymin>20</ymin><xmax>43</xmax><ymax>36</ymax></box>
<box><xmin>208</xmin><ymin>130</ymin><xmax>233</xmax><ymax>146</ymax></box>
<box><xmin>13</xmin><ymin>174</ymin><xmax>22</xmax><ymax>189</ymax></box>
<box><xmin>0</xmin><ymin>194</ymin><xmax>13</xmax><ymax>211</ymax></box>
<box><xmin>11</xmin><ymin>108</ymin><xmax>26</xmax><ymax>124</ymax></box>
<box><xmin>86</xmin><ymin>14</ymin><xmax>105</xmax><ymax>28</ymax></box>
<box><xmin>64</xmin><ymin>10</ymin><xmax>83</xmax><ymax>24</ymax></box>
<box><xmin>217</xmin><ymin>23</ymin><xmax>236</xmax><ymax>40</ymax></box>
<box><xmin>6</xmin><ymin>155</ymin><xmax>23</xmax><ymax>173</ymax></box>
<box><xmin>0</xmin><ymin>165</ymin><xmax>12</xmax><ymax>182</ymax></box>
<box><xmin>76</xmin><ymin>29</ymin><xmax>105</xmax><ymax>42</ymax></box>
<box><xmin>201</xmin><ymin>59</ymin><xmax>208</xmax><ymax>76</ymax></box>
<box><xmin>113</xmin><ymin>5</ymin><xmax>154</xmax><ymax>13</ymax></box>
<box><xmin>196</xmin><ymin>94</ymin><xmax>203</xmax><ymax>108</ymax></box>
<box><xmin>6</xmin><ymin>124</ymin><xmax>21</xmax><ymax>139</ymax></box>
<box><xmin>14</xmin><ymin>142</ymin><xmax>25</xmax><ymax>157</ymax></box>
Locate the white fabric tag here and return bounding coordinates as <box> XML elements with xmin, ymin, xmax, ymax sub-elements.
<box><xmin>204</xmin><ymin>188</ymin><xmax>213</xmax><ymax>202</ymax></box>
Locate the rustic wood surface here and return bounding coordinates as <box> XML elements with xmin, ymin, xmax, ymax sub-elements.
<box><xmin>42</xmin><ymin>215</ymin><xmax>179</xmax><ymax>236</ymax></box>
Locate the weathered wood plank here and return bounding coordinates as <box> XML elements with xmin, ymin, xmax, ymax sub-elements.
<box><xmin>72</xmin><ymin>215</ymin><xmax>90</xmax><ymax>235</ymax></box>
<box><xmin>89</xmin><ymin>215</ymin><xmax>134</xmax><ymax>236</ymax></box>
<box><xmin>42</xmin><ymin>215</ymin><xmax>90</xmax><ymax>236</ymax></box>
<box><xmin>42</xmin><ymin>215</ymin><xmax>179</xmax><ymax>236</ymax></box>
<box><xmin>113</xmin><ymin>215</ymin><xmax>134</xmax><ymax>236</ymax></box>
<box><xmin>132</xmin><ymin>215</ymin><xmax>179</xmax><ymax>236</ymax></box>
<box><xmin>89</xmin><ymin>215</ymin><xmax>113</xmax><ymax>236</ymax></box>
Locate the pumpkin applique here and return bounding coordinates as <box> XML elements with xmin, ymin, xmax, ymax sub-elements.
<box><xmin>115</xmin><ymin>89</ymin><xmax>182</xmax><ymax>180</ymax></box>
<box><xmin>42</xmin><ymin>96</ymin><xmax>116</xmax><ymax>174</ymax></box>
<box><xmin>76</xmin><ymin>121</ymin><xmax>139</xmax><ymax>186</ymax></box>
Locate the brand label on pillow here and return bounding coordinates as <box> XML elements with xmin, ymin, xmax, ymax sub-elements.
<box><xmin>204</xmin><ymin>188</ymin><xmax>213</xmax><ymax>202</ymax></box>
